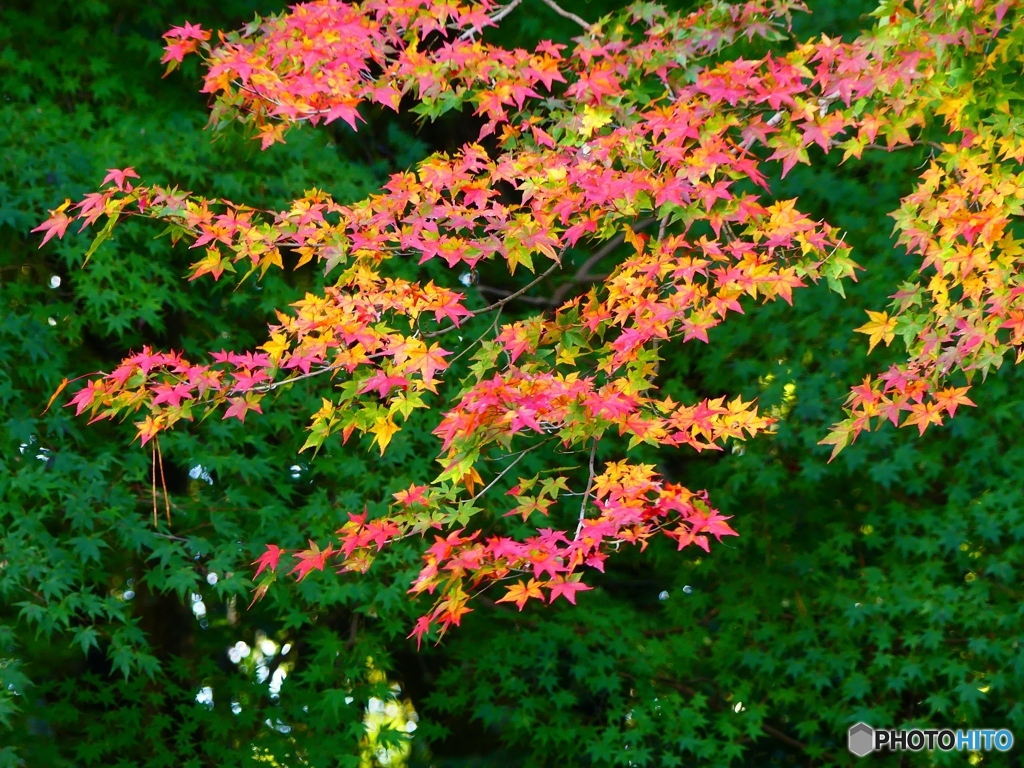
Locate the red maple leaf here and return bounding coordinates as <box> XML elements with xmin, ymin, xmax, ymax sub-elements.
<box><xmin>253</xmin><ymin>545</ymin><xmax>285</xmax><ymax>578</ymax></box>
<box><xmin>32</xmin><ymin>202</ymin><xmax>72</xmax><ymax>247</ymax></box>
<box><xmin>223</xmin><ymin>396</ymin><xmax>263</xmax><ymax>422</ymax></box>
<box><xmin>101</xmin><ymin>167</ymin><xmax>140</xmax><ymax>192</ymax></box>
<box><xmin>289</xmin><ymin>541</ymin><xmax>335</xmax><ymax>581</ymax></box>
<box><xmin>547</xmin><ymin>576</ymin><xmax>592</xmax><ymax>605</ymax></box>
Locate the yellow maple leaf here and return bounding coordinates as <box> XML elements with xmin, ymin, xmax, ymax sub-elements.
<box><xmin>854</xmin><ymin>310</ymin><xmax>897</xmax><ymax>353</ymax></box>
<box><xmin>461</xmin><ymin>466</ymin><xmax>483</xmax><ymax>496</ymax></box>
<box><xmin>495</xmin><ymin>579</ymin><xmax>545</xmax><ymax>610</ymax></box>
<box><xmin>261</xmin><ymin>332</ymin><xmax>290</xmax><ymax>363</ymax></box>
<box><xmin>934</xmin><ymin>93</ymin><xmax>970</xmax><ymax>131</ymax></box>
<box><xmin>581</xmin><ymin>105</ymin><xmax>612</xmax><ymax>138</ymax></box>
<box><xmin>370</xmin><ymin>416</ymin><xmax>400</xmax><ymax>454</ymax></box>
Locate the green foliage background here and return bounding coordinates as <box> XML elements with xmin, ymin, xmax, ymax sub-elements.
<box><xmin>2</xmin><ymin>0</ymin><xmax>1022</xmax><ymax>766</ymax></box>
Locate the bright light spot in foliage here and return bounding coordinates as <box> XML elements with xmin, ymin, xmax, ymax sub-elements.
<box><xmin>47</xmin><ymin>317</ymin><xmax>56</xmax><ymax>326</ymax></box>
<box><xmin>231</xmin><ymin>701</ymin><xmax>242</xmax><ymax>715</ymax></box>
<box><xmin>658</xmin><ymin>590</ymin><xmax>669</xmax><ymax>601</ymax></box>
<box><xmin>49</xmin><ymin>275</ymin><xmax>60</xmax><ymax>289</ymax></box>
<box><xmin>192</xmin><ymin>601</ymin><xmax>206</xmax><ymax>618</ymax></box>
<box><xmin>269</xmin><ymin>666</ymin><xmax>287</xmax><ymax>697</ymax></box>
<box><xmin>259</xmin><ymin>638</ymin><xmax>276</xmax><ymax>657</ymax></box>
<box><xmin>16</xmin><ymin>438</ymin><xmax>53</xmax><ymax>465</ymax></box>
<box><xmin>189</xmin><ymin>463</ymin><xmax>213</xmax><ymax>485</ymax></box>
<box><xmin>280</xmin><ymin>643</ymin><xmax>291</xmax><ymax>655</ymax></box>
<box><xmin>265</xmin><ymin>718</ymin><xmax>291</xmax><ymax>734</ymax></box>
<box><xmin>228</xmin><ymin>641</ymin><xmax>251</xmax><ymax>664</ymax></box>
<box><xmin>360</xmin><ymin>656</ymin><xmax>418</xmax><ymax>768</ymax></box>
<box><xmin>206</xmin><ymin>572</ymin><xmax>219</xmax><ymax>586</ymax></box>
<box><xmin>195</xmin><ymin>687</ymin><xmax>213</xmax><ymax>708</ymax></box>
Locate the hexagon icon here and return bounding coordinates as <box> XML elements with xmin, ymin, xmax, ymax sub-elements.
<box><xmin>848</xmin><ymin>722</ymin><xmax>875</xmax><ymax>757</ymax></box>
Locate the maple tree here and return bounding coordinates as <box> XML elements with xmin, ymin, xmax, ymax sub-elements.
<box><xmin>35</xmin><ymin>0</ymin><xmax>1024</xmax><ymax>646</ymax></box>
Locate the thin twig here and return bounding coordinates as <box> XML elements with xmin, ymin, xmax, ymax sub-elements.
<box><xmin>447</xmin><ymin>307</ymin><xmax>504</xmax><ymax>366</ymax></box>
<box><xmin>459</xmin><ymin>0</ymin><xmax>523</xmax><ymax>40</ymax></box>
<box><xmin>475</xmin><ymin>285</ymin><xmax>554</xmax><ymax>306</ymax></box>
<box><xmin>574</xmin><ymin>439</ymin><xmax>598</xmax><ymax>540</ymax></box>
<box><xmin>478</xmin><ymin>256</ymin><xmax>563</xmax><ymax>311</ymax></box>
<box><xmin>646</xmin><ymin>674</ymin><xmax>819</xmax><ymax>756</ymax></box>
<box><xmin>471</xmin><ymin>441</ymin><xmax>550</xmax><ymax>502</ymax></box>
<box><xmin>151</xmin><ymin>445</ymin><xmax>158</xmax><ymax>527</ymax></box>
<box><xmin>252</xmin><ymin>360</ymin><xmax>352</xmax><ymax>393</ymax></box>
<box><xmin>828</xmin><ymin>139</ymin><xmax>940</xmax><ymax>154</ymax></box>
<box><xmin>153</xmin><ymin>532</ymin><xmax>189</xmax><ymax>543</ymax></box>
<box><xmin>760</xmin><ymin>724</ymin><xmax>812</xmax><ymax>754</ymax></box>
<box><xmin>156</xmin><ymin>437</ymin><xmax>171</xmax><ymax>526</ymax></box>
<box><xmin>538</xmin><ymin>0</ymin><xmax>591</xmax><ymax>29</ymax></box>
<box><xmin>254</xmin><ymin>354</ymin><xmax>391</xmax><ymax>397</ymax></box>
<box><xmin>423</xmin><ymin>255</ymin><xmax>563</xmax><ymax>339</ymax></box>
<box><xmin>549</xmin><ymin>219</ymin><xmax>657</xmax><ymax>307</ymax></box>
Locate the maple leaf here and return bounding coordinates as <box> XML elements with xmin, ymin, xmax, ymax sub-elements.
<box><xmin>547</xmin><ymin>576</ymin><xmax>592</xmax><ymax>605</ymax></box>
<box><xmin>134</xmin><ymin>415</ymin><xmax>162</xmax><ymax>447</ymax></box>
<box><xmin>932</xmin><ymin>386</ymin><xmax>976</xmax><ymax>417</ymax></box>
<box><xmin>32</xmin><ymin>199</ymin><xmax>73</xmax><ymax>247</ymax></box>
<box><xmin>855</xmin><ymin>310</ymin><xmax>897</xmax><ymax>353</ymax></box>
<box><xmin>101</xmin><ymin>167</ymin><xmax>140</xmax><ymax>191</ymax></box>
<box><xmin>767</xmin><ymin>137</ymin><xmax>809</xmax><ymax>178</ymax></box>
<box><xmin>496</xmin><ymin>579</ymin><xmax>545</xmax><ymax>610</ymax></box>
<box><xmin>253</xmin><ymin>545</ymin><xmax>285</xmax><ymax>578</ymax></box>
<box><xmin>151</xmin><ymin>383</ymin><xmax>193</xmax><ymax>408</ymax></box>
<box><xmin>409</xmin><ymin>343</ymin><xmax>451</xmax><ymax>385</ymax></box>
<box><xmin>407</xmin><ymin>615</ymin><xmax>432</xmax><ymax>650</ymax></box>
<box><xmin>289</xmin><ymin>541</ymin><xmax>335</xmax><ymax>581</ymax></box>
<box><xmin>324</xmin><ymin>99</ymin><xmax>363</xmax><ymax>131</ymax></box>
<box><xmin>223</xmin><ymin>395</ymin><xmax>263</xmax><ymax>422</ymax></box>
<box><xmin>370</xmin><ymin>416</ymin><xmax>400</xmax><ymax>454</ymax></box>
<box><xmin>902</xmin><ymin>400</ymin><xmax>946</xmax><ymax>436</ymax></box>
<box><xmin>67</xmin><ymin>380</ymin><xmax>103</xmax><ymax>416</ymax></box>
<box><xmin>394</xmin><ymin>484</ymin><xmax>429</xmax><ymax>507</ymax></box>
<box><xmin>689</xmin><ymin>508</ymin><xmax>739</xmax><ymax>541</ymax></box>
<box><xmin>359</xmin><ymin>371</ymin><xmax>410</xmax><ymax>398</ymax></box>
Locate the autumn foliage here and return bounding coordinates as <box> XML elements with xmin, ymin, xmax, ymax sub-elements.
<box><xmin>35</xmin><ymin>0</ymin><xmax>1024</xmax><ymax>644</ymax></box>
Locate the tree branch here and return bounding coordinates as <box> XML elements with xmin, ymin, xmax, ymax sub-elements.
<box><xmin>459</xmin><ymin>0</ymin><xmax>523</xmax><ymax>40</ymax></box>
<box><xmin>252</xmin><ymin>361</ymin><xmax>346</xmax><ymax>393</ymax></box>
<box><xmin>472</xmin><ymin>442</ymin><xmax>550</xmax><ymax>502</ymax></box>
<box><xmin>475</xmin><ymin>285</ymin><xmax>554</xmax><ymax>306</ymax></box>
<box><xmin>423</xmin><ymin>254</ymin><xmax>563</xmax><ymax>338</ymax></box>
<box><xmin>574</xmin><ymin>438</ymin><xmax>598</xmax><ymax>540</ymax></box>
<box><xmin>538</xmin><ymin>0</ymin><xmax>591</xmax><ymax>29</ymax></box>
<box><xmin>548</xmin><ymin>219</ymin><xmax>658</xmax><ymax>307</ymax></box>
<box><xmin>648</xmin><ymin>674</ymin><xmax>822</xmax><ymax>757</ymax></box>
